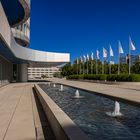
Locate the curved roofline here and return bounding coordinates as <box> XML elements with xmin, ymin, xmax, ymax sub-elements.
<box><xmin>0</xmin><ymin>28</ymin><xmax>70</xmax><ymax>63</ymax></box>
<box><xmin>0</xmin><ymin>2</ymin><xmax>70</xmax><ymax>65</ymax></box>
<box><xmin>11</xmin><ymin>34</ymin><xmax>70</xmax><ymax>63</ymax></box>
<box><xmin>11</xmin><ymin>0</ymin><xmax>30</xmax><ymax>27</ymax></box>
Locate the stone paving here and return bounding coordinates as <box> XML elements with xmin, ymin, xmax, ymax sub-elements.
<box><xmin>0</xmin><ymin>83</ymin><xmax>55</xmax><ymax>140</ymax></box>
<box><xmin>0</xmin><ymin>84</ymin><xmax>36</xmax><ymax>140</ymax></box>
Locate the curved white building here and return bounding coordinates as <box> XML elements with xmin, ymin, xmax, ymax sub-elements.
<box><xmin>0</xmin><ymin>0</ymin><xmax>70</xmax><ymax>86</ymax></box>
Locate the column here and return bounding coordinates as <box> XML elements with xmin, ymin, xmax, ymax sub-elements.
<box><xmin>19</xmin><ymin>64</ymin><xmax>28</xmax><ymax>82</ymax></box>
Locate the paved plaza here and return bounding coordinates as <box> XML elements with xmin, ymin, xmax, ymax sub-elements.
<box><xmin>0</xmin><ymin>80</ymin><xmax>140</xmax><ymax>139</ymax></box>
<box><xmin>0</xmin><ymin>83</ymin><xmax>55</xmax><ymax>140</ymax></box>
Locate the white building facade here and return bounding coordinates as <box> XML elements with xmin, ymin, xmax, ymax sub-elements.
<box><xmin>28</xmin><ymin>67</ymin><xmax>60</xmax><ymax>79</ymax></box>
<box><xmin>0</xmin><ymin>0</ymin><xmax>70</xmax><ymax>86</ymax></box>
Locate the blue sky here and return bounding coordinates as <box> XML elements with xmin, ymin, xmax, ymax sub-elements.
<box><xmin>30</xmin><ymin>0</ymin><xmax>140</xmax><ymax>63</ymax></box>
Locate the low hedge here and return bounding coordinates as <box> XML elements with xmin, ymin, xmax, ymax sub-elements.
<box><xmin>66</xmin><ymin>74</ymin><xmax>140</xmax><ymax>82</ymax></box>
<box><xmin>67</xmin><ymin>74</ymin><xmax>108</xmax><ymax>81</ymax></box>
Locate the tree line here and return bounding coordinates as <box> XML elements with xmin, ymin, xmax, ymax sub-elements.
<box><xmin>61</xmin><ymin>59</ymin><xmax>140</xmax><ymax>77</ymax></box>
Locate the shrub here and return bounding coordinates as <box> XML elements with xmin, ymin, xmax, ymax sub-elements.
<box><xmin>67</xmin><ymin>74</ymin><xmax>140</xmax><ymax>82</ymax></box>
<box><xmin>130</xmin><ymin>74</ymin><xmax>140</xmax><ymax>82</ymax></box>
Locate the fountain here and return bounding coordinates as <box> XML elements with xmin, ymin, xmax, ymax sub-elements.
<box><xmin>39</xmin><ymin>84</ymin><xmax>140</xmax><ymax>139</ymax></box>
<box><xmin>106</xmin><ymin>101</ymin><xmax>122</xmax><ymax>117</ymax></box>
<box><xmin>59</xmin><ymin>85</ymin><xmax>64</xmax><ymax>91</ymax></box>
<box><xmin>53</xmin><ymin>83</ymin><xmax>56</xmax><ymax>88</ymax></box>
<box><xmin>73</xmin><ymin>90</ymin><xmax>84</xmax><ymax>99</ymax></box>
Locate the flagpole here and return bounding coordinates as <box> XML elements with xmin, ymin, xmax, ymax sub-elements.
<box><xmin>104</xmin><ymin>57</ymin><xmax>106</xmax><ymax>74</ymax></box>
<box><xmin>109</xmin><ymin>55</ymin><xmax>111</xmax><ymax>75</ymax></box>
<box><xmin>91</xmin><ymin>60</ymin><xmax>92</xmax><ymax>74</ymax></box>
<box><xmin>77</xmin><ymin>58</ymin><xmax>78</xmax><ymax>75</ymax></box>
<box><xmin>91</xmin><ymin>52</ymin><xmax>93</xmax><ymax>74</ymax></box>
<box><xmin>102</xmin><ymin>60</ymin><xmax>103</xmax><ymax>74</ymax></box>
<box><xmin>102</xmin><ymin>48</ymin><xmax>104</xmax><ymax>74</ymax></box>
<box><xmin>129</xmin><ymin>37</ymin><xmax>131</xmax><ymax>75</ymax></box>
<box><xmin>83</xmin><ymin>61</ymin><xmax>84</xmax><ymax>75</ymax></box>
<box><xmin>118</xmin><ymin>47</ymin><xmax>120</xmax><ymax>75</ymax></box>
<box><xmin>118</xmin><ymin>41</ymin><xmax>123</xmax><ymax>75</ymax></box>
<box><xmin>77</xmin><ymin>64</ymin><xmax>78</xmax><ymax>74</ymax></box>
<box><xmin>96</xmin><ymin>59</ymin><xmax>98</xmax><ymax>74</ymax></box>
<box><xmin>80</xmin><ymin>61</ymin><xmax>81</xmax><ymax>74</ymax></box>
<box><xmin>102</xmin><ymin>59</ymin><xmax>104</xmax><ymax>74</ymax></box>
<box><xmin>96</xmin><ymin>50</ymin><xmax>99</xmax><ymax>75</ymax></box>
<box><xmin>87</xmin><ymin>61</ymin><xmax>88</xmax><ymax>74</ymax></box>
<box><xmin>109</xmin><ymin>45</ymin><xmax>111</xmax><ymax>75</ymax></box>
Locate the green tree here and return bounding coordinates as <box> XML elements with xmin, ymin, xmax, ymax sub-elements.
<box><xmin>120</xmin><ymin>64</ymin><xmax>128</xmax><ymax>74</ymax></box>
<box><xmin>131</xmin><ymin>62</ymin><xmax>140</xmax><ymax>74</ymax></box>
<box><xmin>53</xmin><ymin>72</ymin><xmax>61</xmax><ymax>78</ymax></box>
<box><xmin>111</xmin><ymin>64</ymin><xmax>118</xmax><ymax>74</ymax></box>
<box><xmin>61</xmin><ymin>63</ymin><xmax>73</xmax><ymax>76</ymax></box>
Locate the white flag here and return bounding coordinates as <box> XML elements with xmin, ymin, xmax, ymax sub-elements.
<box><xmin>83</xmin><ymin>55</ymin><xmax>86</xmax><ymax>62</ymax></box>
<box><xmin>87</xmin><ymin>54</ymin><xmax>89</xmax><ymax>61</ymax></box>
<box><xmin>118</xmin><ymin>41</ymin><xmax>124</xmax><ymax>54</ymax></box>
<box><xmin>109</xmin><ymin>45</ymin><xmax>114</xmax><ymax>56</ymax></box>
<box><xmin>96</xmin><ymin>50</ymin><xmax>100</xmax><ymax>59</ymax></box>
<box><xmin>129</xmin><ymin>37</ymin><xmax>136</xmax><ymax>51</ymax></box>
<box><xmin>110</xmin><ymin>61</ymin><xmax>114</xmax><ymax>64</ymax></box>
<box><xmin>103</xmin><ymin>47</ymin><xmax>107</xmax><ymax>58</ymax></box>
<box><xmin>91</xmin><ymin>52</ymin><xmax>94</xmax><ymax>60</ymax></box>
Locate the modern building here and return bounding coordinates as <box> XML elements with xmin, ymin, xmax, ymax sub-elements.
<box><xmin>0</xmin><ymin>0</ymin><xmax>70</xmax><ymax>87</ymax></box>
<box><xmin>28</xmin><ymin>67</ymin><xmax>60</xmax><ymax>79</ymax></box>
<box><xmin>120</xmin><ymin>54</ymin><xmax>140</xmax><ymax>65</ymax></box>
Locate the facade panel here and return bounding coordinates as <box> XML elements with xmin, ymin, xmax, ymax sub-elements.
<box><xmin>28</xmin><ymin>67</ymin><xmax>60</xmax><ymax>79</ymax></box>
<box><xmin>0</xmin><ymin>55</ymin><xmax>12</xmax><ymax>87</ymax></box>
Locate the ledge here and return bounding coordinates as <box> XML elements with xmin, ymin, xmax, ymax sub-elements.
<box><xmin>12</xmin><ymin>28</ymin><xmax>29</xmax><ymax>46</ymax></box>
<box><xmin>12</xmin><ymin>0</ymin><xmax>30</xmax><ymax>27</ymax></box>
<box><xmin>1</xmin><ymin>0</ymin><xmax>30</xmax><ymax>27</ymax></box>
<box><xmin>34</xmin><ymin>84</ymin><xmax>89</xmax><ymax>140</ymax></box>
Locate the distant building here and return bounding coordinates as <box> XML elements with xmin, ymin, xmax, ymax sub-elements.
<box><xmin>120</xmin><ymin>54</ymin><xmax>140</xmax><ymax>65</ymax></box>
<box><xmin>28</xmin><ymin>67</ymin><xmax>60</xmax><ymax>79</ymax></box>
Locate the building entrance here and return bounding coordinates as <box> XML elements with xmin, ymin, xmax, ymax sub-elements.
<box><xmin>13</xmin><ymin>64</ymin><xmax>18</xmax><ymax>82</ymax></box>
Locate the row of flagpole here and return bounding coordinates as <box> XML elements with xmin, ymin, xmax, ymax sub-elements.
<box><xmin>76</xmin><ymin>37</ymin><xmax>136</xmax><ymax>75</ymax></box>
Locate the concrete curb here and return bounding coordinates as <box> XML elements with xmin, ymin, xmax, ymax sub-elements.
<box><xmin>34</xmin><ymin>84</ymin><xmax>89</xmax><ymax>140</ymax></box>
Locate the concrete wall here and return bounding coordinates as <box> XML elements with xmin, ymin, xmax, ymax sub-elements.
<box><xmin>0</xmin><ymin>55</ymin><xmax>12</xmax><ymax>87</ymax></box>
<box><xmin>19</xmin><ymin>64</ymin><xmax>28</xmax><ymax>82</ymax></box>
<box><xmin>0</xmin><ymin>2</ymin><xmax>11</xmax><ymax>47</ymax></box>
<box><xmin>34</xmin><ymin>84</ymin><xmax>89</xmax><ymax>140</ymax></box>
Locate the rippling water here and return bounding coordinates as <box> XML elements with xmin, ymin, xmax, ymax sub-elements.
<box><xmin>39</xmin><ymin>84</ymin><xmax>140</xmax><ymax>140</ymax></box>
